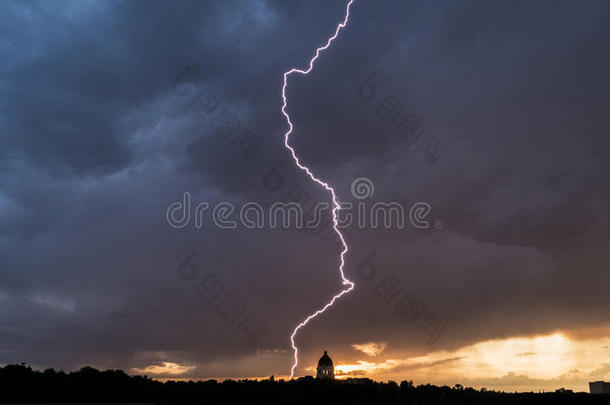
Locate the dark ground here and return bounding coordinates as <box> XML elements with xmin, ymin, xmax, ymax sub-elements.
<box><xmin>1</xmin><ymin>364</ymin><xmax>608</xmax><ymax>404</ymax></box>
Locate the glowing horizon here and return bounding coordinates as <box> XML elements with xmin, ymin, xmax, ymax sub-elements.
<box><xmin>133</xmin><ymin>330</ymin><xmax>610</xmax><ymax>393</ymax></box>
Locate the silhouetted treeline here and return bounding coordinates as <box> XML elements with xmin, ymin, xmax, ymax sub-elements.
<box><xmin>1</xmin><ymin>364</ymin><xmax>609</xmax><ymax>404</ymax></box>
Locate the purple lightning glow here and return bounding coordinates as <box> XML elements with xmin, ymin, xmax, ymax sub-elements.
<box><xmin>281</xmin><ymin>0</ymin><xmax>357</xmax><ymax>379</ymax></box>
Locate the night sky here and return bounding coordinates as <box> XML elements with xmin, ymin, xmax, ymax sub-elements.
<box><xmin>1</xmin><ymin>0</ymin><xmax>610</xmax><ymax>392</ymax></box>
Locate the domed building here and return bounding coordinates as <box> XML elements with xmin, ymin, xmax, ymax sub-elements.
<box><xmin>316</xmin><ymin>351</ymin><xmax>335</xmax><ymax>379</ymax></box>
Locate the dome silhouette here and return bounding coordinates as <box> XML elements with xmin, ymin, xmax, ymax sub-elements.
<box><xmin>316</xmin><ymin>351</ymin><xmax>334</xmax><ymax>379</ymax></box>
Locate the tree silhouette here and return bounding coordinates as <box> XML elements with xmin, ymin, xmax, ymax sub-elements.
<box><xmin>0</xmin><ymin>363</ymin><xmax>609</xmax><ymax>404</ymax></box>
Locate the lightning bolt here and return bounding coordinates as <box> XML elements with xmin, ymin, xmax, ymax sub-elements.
<box><xmin>281</xmin><ymin>0</ymin><xmax>357</xmax><ymax>379</ymax></box>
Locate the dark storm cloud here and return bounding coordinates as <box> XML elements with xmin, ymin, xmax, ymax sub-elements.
<box><xmin>1</xmin><ymin>0</ymin><xmax>610</xmax><ymax>380</ymax></box>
